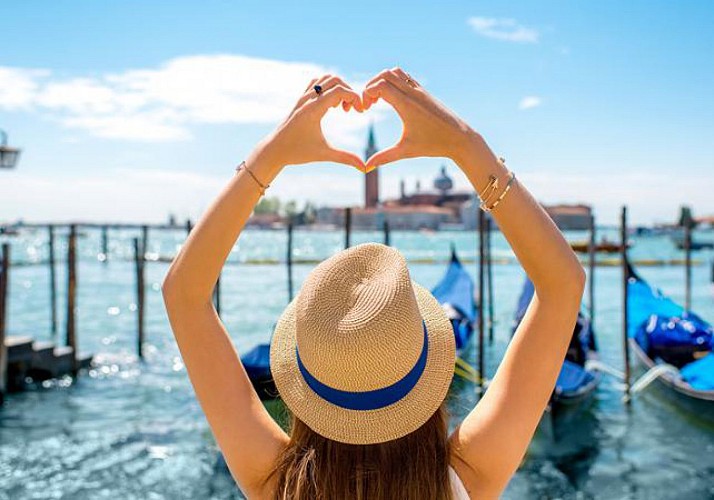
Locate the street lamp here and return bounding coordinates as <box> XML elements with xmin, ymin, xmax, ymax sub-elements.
<box><xmin>0</xmin><ymin>129</ymin><xmax>21</xmax><ymax>169</ymax></box>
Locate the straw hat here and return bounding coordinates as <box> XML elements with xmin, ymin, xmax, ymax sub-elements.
<box><xmin>270</xmin><ymin>242</ymin><xmax>455</xmax><ymax>445</ymax></box>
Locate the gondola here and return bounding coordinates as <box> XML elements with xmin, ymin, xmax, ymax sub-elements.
<box><xmin>241</xmin><ymin>342</ymin><xmax>275</xmax><ymax>399</ymax></box>
<box><xmin>625</xmin><ymin>260</ymin><xmax>714</xmax><ymax>417</ymax></box>
<box><xmin>512</xmin><ymin>277</ymin><xmax>600</xmax><ymax>417</ymax></box>
<box><xmin>243</xmin><ymin>246</ymin><xmax>479</xmax><ymax>399</ymax></box>
<box><xmin>570</xmin><ymin>238</ymin><xmax>628</xmax><ymax>254</ymax></box>
<box><xmin>431</xmin><ymin>246</ymin><xmax>478</xmax><ymax>354</ymax></box>
<box><xmin>672</xmin><ymin>237</ymin><xmax>714</xmax><ymax>251</ymax></box>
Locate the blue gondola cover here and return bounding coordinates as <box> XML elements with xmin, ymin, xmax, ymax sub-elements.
<box><xmin>241</xmin><ymin>344</ymin><xmax>272</xmax><ymax>381</ymax></box>
<box><xmin>555</xmin><ymin>360</ymin><xmax>595</xmax><ymax>395</ymax></box>
<box><xmin>627</xmin><ymin>262</ymin><xmax>714</xmax><ymax>392</ymax></box>
<box><xmin>431</xmin><ymin>249</ymin><xmax>478</xmax><ymax>350</ymax></box>
<box><xmin>680</xmin><ymin>353</ymin><xmax>714</xmax><ymax>391</ymax></box>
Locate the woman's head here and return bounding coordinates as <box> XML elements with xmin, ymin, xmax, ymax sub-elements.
<box><xmin>270</xmin><ymin>243</ymin><xmax>456</xmax><ymax>444</ymax></box>
<box><xmin>267</xmin><ymin>243</ymin><xmax>457</xmax><ymax>497</ymax></box>
<box><xmin>270</xmin><ymin>404</ymin><xmax>452</xmax><ymax>500</ymax></box>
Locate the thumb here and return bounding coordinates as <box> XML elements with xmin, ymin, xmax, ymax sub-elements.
<box><xmin>365</xmin><ymin>144</ymin><xmax>408</xmax><ymax>172</ymax></box>
<box><xmin>323</xmin><ymin>146</ymin><xmax>366</xmax><ymax>172</ymax></box>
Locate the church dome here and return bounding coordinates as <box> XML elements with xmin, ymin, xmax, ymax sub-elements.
<box><xmin>434</xmin><ymin>166</ymin><xmax>453</xmax><ymax>193</ymax></box>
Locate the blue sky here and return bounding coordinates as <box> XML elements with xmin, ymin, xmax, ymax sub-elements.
<box><xmin>1</xmin><ymin>0</ymin><xmax>713</xmax><ymax>225</ymax></box>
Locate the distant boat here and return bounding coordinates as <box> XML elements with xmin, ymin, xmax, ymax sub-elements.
<box><xmin>431</xmin><ymin>246</ymin><xmax>478</xmax><ymax>353</ymax></box>
<box><xmin>570</xmin><ymin>238</ymin><xmax>628</xmax><ymax>254</ymax></box>
<box><xmin>672</xmin><ymin>236</ymin><xmax>714</xmax><ymax>251</ymax></box>
<box><xmin>512</xmin><ymin>277</ymin><xmax>600</xmax><ymax>420</ymax></box>
<box><xmin>626</xmin><ymin>260</ymin><xmax>714</xmax><ymax>418</ymax></box>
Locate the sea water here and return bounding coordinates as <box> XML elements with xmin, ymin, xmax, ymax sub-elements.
<box><xmin>0</xmin><ymin>226</ymin><xmax>713</xmax><ymax>499</ymax></box>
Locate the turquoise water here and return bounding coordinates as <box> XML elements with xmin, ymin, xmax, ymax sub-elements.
<box><xmin>1</xmin><ymin>226</ymin><xmax>713</xmax><ymax>499</ymax></box>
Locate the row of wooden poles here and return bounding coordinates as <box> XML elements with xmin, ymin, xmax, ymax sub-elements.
<box><xmin>1</xmin><ymin>207</ymin><xmax>703</xmax><ymax>399</ymax></box>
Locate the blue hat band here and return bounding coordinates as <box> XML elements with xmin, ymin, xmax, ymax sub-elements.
<box><xmin>296</xmin><ymin>321</ymin><xmax>429</xmax><ymax>411</ymax></box>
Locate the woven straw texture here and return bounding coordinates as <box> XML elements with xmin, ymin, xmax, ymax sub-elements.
<box><xmin>271</xmin><ymin>243</ymin><xmax>456</xmax><ymax>445</ymax></box>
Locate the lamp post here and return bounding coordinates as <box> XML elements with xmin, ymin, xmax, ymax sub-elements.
<box><xmin>0</xmin><ymin>129</ymin><xmax>21</xmax><ymax>169</ymax></box>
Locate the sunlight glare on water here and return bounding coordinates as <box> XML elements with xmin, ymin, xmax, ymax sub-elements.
<box><xmin>1</xmin><ymin>226</ymin><xmax>713</xmax><ymax>499</ymax></box>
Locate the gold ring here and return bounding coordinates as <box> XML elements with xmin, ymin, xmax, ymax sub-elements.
<box><xmin>405</xmin><ymin>74</ymin><xmax>417</xmax><ymax>88</ymax></box>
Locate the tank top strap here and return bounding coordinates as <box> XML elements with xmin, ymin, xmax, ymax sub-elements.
<box><xmin>448</xmin><ymin>465</ymin><xmax>470</xmax><ymax>499</ymax></box>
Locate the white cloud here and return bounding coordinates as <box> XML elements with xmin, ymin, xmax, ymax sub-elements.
<box><xmin>518</xmin><ymin>96</ymin><xmax>542</xmax><ymax>110</ymax></box>
<box><xmin>467</xmin><ymin>17</ymin><xmax>539</xmax><ymax>43</ymax></box>
<box><xmin>0</xmin><ymin>67</ymin><xmax>49</xmax><ymax>110</ymax></box>
<box><xmin>0</xmin><ymin>55</ymin><xmax>386</xmax><ymax>144</ymax></box>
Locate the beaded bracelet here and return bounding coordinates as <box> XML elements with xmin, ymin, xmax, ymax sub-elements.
<box><xmin>235</xmin><ymin>160</ymin><xmax>270</xmax><ymax>195</ymax></box>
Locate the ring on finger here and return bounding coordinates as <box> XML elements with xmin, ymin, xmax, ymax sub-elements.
<box><xmin>313</xmin><ymin>84</ymin><xmax>323</xmax><ymax>96</ymax></box>
<box><xmin>405</xmin><ymin>73</ymin><xmax>417</xmax><ymax>88</ymax></box>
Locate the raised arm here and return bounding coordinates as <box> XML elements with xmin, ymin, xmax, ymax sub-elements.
<box><xmin>161</xmin><ymin>75</ymin><xmax>364</xmax><ymax>498</ymax></box>
<box><xmin>363</xmin><ymin>69</ymin><xmax>585</xmax><ymax>498</ymax></box>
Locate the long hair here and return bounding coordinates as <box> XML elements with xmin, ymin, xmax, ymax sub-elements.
<box><xmin>266</xmin><ymin>404</ymin><xmax>452</xmax><ymax>500</ymax></box>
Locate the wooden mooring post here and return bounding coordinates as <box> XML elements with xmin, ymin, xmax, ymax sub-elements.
<box><xmin>101</xmin><ymin>225</ymin><xmax>109</xmax><ymax>262</ymax></box>
<box><xmin>486</xmin><ymin>216</ymin><xmax>494</xmax><ymax>343</ymax></box>
<box><xmin>621</xmin><ymin>206</ymin><xmax>631</xmax><ymax>402</ymax></box>
<box><xmin>48</xmin><ymin>224</ymin><xmax>58</xmax><ymax>338</ymax></box>
<box><xmin>287</xmin><ymin>221</ymin><xmax>294</xmax><ymax>302</ymax></box>
<box><xmin>344</xmin><ymin>208</ymin><xmax>352</xmax><ymax>249</ymax></box>
<box><xmin>0</xmin><ymin>244</ymin><xmax>9</xmax><ymax>404</ymax></box>
<box><xmin>141</xmin><ymin>225</ymin><xmax>149</xmax><ymax>257</ymax></box>
<box><xmin>588</xmin><ymin>214</ymin><xmax>596</xmax><ymax>327</ymax></box>
<box><xmin>66</xmin><ymin>224</ymin><xmax>78</xmax><ymax>373</ymax></box>
<box><xmin>134</xmin><ymin>237</ymin><xmax>145</xmax><ymax>359</ymax></box>
<box><xmin>477</xmin><ymin>210</ymin><xmax>486</xmax><ymax>394</ymax></box>
<box><xmin>684</xmin><ymin>223</ymin><xmax>692</xmax><ymax>310</ymax></box>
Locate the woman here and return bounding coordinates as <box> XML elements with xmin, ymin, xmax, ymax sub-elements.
<box><xmin>162</xmin><ymin>69</ymin><xmax>585</xmax><ymax>499</ymax></box>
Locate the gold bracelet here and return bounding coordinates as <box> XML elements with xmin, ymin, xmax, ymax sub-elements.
<box><xmin>482</xmin><ymin>171</ymin><xmax>516</xmax><ymax>212</ymax></box>
<box><xmin>477</xmin><ymin>175</ymin><xmax>499</xmax><ymax>210</ymax></box>
<box><xmin>235</xmin><ymin>160</ymin><xmax>270</xmax><ymax>195</ymax></box>
<box><xmin>477</xmin><ymin>157</ymin><xmax>507</xmax><ymax>210</ymax></box>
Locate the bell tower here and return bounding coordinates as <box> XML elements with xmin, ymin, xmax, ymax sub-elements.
<box><xmin>364</xmin><ymin>124</ymin><xmax>379</xmax><ymax>208</ymax></box>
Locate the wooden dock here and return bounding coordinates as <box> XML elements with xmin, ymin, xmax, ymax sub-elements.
<box><xmin>4</xmin><ymin>335</ymin><xmax>92</xmax><ymax>390</ymax></box>
<box><xmin>1</xmin><ymin>238</ymin><xmax>94</xmax><ymax>403</ymax></box>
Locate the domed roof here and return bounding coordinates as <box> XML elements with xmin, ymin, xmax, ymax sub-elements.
<box><xmin>434</xmin><ymin>166</ymin><xmax>453</xmax><ymax>193</ymax></box>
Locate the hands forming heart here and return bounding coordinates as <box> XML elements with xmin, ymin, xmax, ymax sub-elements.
<box><xmin>257</xmin><ymin>68</ymin><xmax>477</xmax><ymax>174</ymax></box>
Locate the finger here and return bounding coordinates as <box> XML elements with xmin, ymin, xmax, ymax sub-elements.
<box><xmin>295</xmin><ymin>74</ymin><xmax>339</xmax><ymax>111</ymax></box>
<box><xmin>316</xmin><ymin>85</ymin><xmax>363</xmax><ymax>113</ymax></box>
<box><xmin>364</xmin><ymin>68</ymin><xmax>396</xmax><ymax>88</ymax></box>
<box><xmin>291</xmin><ymin>77</ymin><xmax>325</xmax><ymax>116</ymax></box>
<box><xmin>311</xmin><ymin>76</ymin><xmax>363</xmax><ymax>111</ymax></box>
<box><xmin>391</xmin><ymin>67</ymin><xmax>409</xmax><ymax>79</ymax></box>
<box><xmin>365</xmin><ymin>143</ymin><xmax>413</xmax><ymax>171</ymax></box>
<box><xmin>381</xmin><ymin>68</ymin><xmax>414</xmax><ymax>92</ymax></box>
<box><xmin>303</xmin><ymin>78</ymin><xmax>319</xmax><ymax>93</ymax></box>
<box><xmin>362</xmin><ymin>78</ymin><xmax>407</xmax><ymax>112</ymax></box>
<box><xmin>323</xmin><ymin>146</ymin><xmax>366</xmax><ymax>172</ymax></box>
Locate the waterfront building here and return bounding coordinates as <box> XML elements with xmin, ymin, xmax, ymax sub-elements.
<box><xmin>543</xmin><ymin>204</ymin><xmax>592</xmax><ymax>230</ymax></box>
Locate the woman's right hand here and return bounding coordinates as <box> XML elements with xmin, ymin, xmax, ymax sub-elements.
<box><xmin>251</xmin><ymin>75</ymin><xmax>366</xmax><ymax>174</ymax></box>
<box><xmin>361</xmin><ymin>68</ymin><xmax>479</xmax><ymax>171</ymax></box>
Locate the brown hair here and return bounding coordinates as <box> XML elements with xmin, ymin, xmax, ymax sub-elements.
<box><xmin>267</xmin><ymin>404</ymin><xmax>452</xmax><ymax>500</ymax></box>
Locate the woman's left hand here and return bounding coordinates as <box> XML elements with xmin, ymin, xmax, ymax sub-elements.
<box><xmin>252</xmin><ymin>75</ymin><xmax>366</xmax><ymax>174</ymax></box>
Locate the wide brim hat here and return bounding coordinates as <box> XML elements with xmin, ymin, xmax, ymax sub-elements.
<box><xmin>270</xmin><ymin>242</ymin><xmax>455</xmax><ymax>445</ymax></box>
